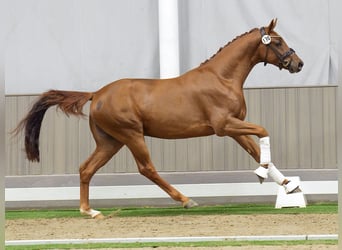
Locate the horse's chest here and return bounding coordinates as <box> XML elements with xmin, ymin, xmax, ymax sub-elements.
<box><xmin>237</xmin><ymin>106</ymin><xmax>247</xmax><ymax>120</ymax></box>
<box><xmin>224</xmin><ymin>94</ymin><xmax>247</xmax><ymax>120</ymax></box>
<box><xmin>227</xmin><ymin>104</ymin><xmax>246</xmax><ymax>120</ymax></box>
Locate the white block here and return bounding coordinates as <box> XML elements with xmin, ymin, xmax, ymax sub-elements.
<box><xmin>275</xmin><ymin>176</ymin><xmax>306</xmax><ymax>208</ymax></box>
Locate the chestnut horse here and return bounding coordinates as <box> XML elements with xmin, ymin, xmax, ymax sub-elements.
<box><xmin>15</xmin><ymin>19</ymin><xmax>303</xmax><ymax>219</ymax></box>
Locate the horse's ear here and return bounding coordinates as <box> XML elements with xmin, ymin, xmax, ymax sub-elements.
<box><xmin>267</xmin><ymin>18</ymin><xmax>278</xmax><ymax>32</ymax></box>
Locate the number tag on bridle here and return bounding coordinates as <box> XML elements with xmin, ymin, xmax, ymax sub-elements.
<box><xmin>261</xmin><ymin>35</ymin><xmax>271</xmax><ymax>45</ymax></box>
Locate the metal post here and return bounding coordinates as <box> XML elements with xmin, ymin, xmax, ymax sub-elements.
<box><xmin>158</xmin><ymin>0</ymin><xmax>180</xmax><ymax>78</ymax></box>
<box><xmin>331</xmin><ymin>0</ymin><xmax>342</xmax><ymax>248</ymax></box>
<box><xmin>0</xmin><ymin>30</ymin><xmax>5</xmax><ymax>249</ymax></box>
<box><xmin>338</xmin><ymin>36</ymin><xmax>342</xmax><ymax>250</ymax></box>
<box><xmin>338</xmin><ymin>63</ymin><xmax>342</xmax><ymax>249</ymax></box>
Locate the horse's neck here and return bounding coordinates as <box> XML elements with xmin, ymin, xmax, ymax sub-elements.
<box><xmin>203</xmin><ymin>31</ymin><xmax>261</xmax><ymax>86</ymax></box>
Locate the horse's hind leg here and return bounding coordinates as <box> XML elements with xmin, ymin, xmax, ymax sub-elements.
<box><xmin>79</xmin><ymin>144</ymin><xmax>121</xmax><ymax>218</ymax></box>
<box><xmin>79</xmin><ymin>122</ymin><xmax>123</xmax><ymax>218</ymax></box>
<box><xmin>127</xmin><ymin>134</ymin><xmax>198</xmax><ymax>208</ymax></box>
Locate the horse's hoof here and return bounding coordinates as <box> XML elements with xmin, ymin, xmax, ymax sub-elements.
<box><xmin>254</xmin><ymin>166</ymin><xmax>268</xmax><ymax>184</ymax></box>
<box><xmin>183</xmin><ymin>199</ymin><xmax>198</xmax><ymax>209</ymax></box>
<box><xmin>80</xmin><ymin>208</ymin><xmax>103</xmax><ymax>219</ymax></box>
<box><xmin>284</xmin><ymin>180</ymin><xmax>300</xmax><ymax>194</ymax></box>
<box><xmin>288</xmin><ymin>186</ymin><xmax>302</xmax><ymax>194</ymax></box>
<box><xmin>257</xmin><ymin>175</ymin><xmax>265</xmax><ymax>184</ymax></box>
<box><xmin>93</xmin><ymin>213</ymin><xmax>105</xmax><ymax>220</ymax></box>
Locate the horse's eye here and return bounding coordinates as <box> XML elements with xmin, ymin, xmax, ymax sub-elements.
<box><xmin>275</xmin><ymin>39</ymin><xmax>282</xmax><ymax>47</ymax></box>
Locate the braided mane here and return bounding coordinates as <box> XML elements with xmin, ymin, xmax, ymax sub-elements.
<box><xmin>200</xmin><ymin>28</ymin><xmax>258</xmax><ymax>66</ymax></box>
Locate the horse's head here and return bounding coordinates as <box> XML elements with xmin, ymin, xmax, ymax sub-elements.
<box><xmin>259</xmin><ymin>19</ymin><xmax>303</xmax><ymax>73</ymax></box>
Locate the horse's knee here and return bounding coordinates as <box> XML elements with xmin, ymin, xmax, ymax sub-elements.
<box><xmin>257</xmin><ymin>127</ymin><xmax>268</xmax><ymax>138</ymax></box>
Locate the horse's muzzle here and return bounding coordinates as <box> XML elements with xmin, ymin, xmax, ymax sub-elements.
<box><xmin>288</xmin><ymin>59</ymin><xmax>304</xmax><ymax>73</ymax></box>
<box><xmin>297</xmin><ymin>61</ymin><xmax>304</xmax><ymax>71</ymax></box>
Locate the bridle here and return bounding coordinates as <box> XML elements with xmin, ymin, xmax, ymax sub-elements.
<box><xmin>260</xmin><ymin>27</ymin><xmax>295</xmax><ymax>69</ymax></box>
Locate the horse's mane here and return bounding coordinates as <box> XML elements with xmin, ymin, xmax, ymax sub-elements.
<box><xmin>200</xmin><ymin>28</ymin><xmax>258</xmax><ymax>66</ymax></box>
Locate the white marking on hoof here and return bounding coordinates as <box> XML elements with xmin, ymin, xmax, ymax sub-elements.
<box><xmin>80</xmin><ymin>208</ymin><xmax>103</xmax><ymax>219</ymax></box>
<box><xmin>254</xmin><ymin>166</ymin><xmax>268</xmax><ymax>183</ymax></box>
<box><xmin>283</xmin><ymin>180</ymin><xmax>300</xmax><ymax>194</ymax></box>
<box><xmin>183</xmin><ymin>199</ymin><xmax>198</xmax><ymax>209</ymax></box>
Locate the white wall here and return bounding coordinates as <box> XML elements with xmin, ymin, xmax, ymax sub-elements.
<box><xmin>3</xmin><ymin>0</ymin><xmax>159</xmax><ymax>94</ymax></box>
<box><xmin>2</xmin><ymin>0</ymin><xmax>336</xmax><ymax>94</ymax></box>
<box><xmin>179</xmin><ymin>0</ymin><xmax>335</xmax><ymax>87</ymax></box>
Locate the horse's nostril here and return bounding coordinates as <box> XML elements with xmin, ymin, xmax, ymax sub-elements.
<box><xmin>298</xmin><ymin>61</ymin><xmax>304</xmax><ymax>70</ymax></box>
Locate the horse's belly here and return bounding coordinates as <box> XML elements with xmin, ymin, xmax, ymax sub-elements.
<box><xmin>143</xmin><ymin>122</ymin><xmax>214</xmax><ymax>139</ymax></box>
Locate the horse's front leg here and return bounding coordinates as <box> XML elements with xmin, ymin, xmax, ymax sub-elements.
<box><xmin>214</xmin><ymin>118</ymin><xmax>299</xmax><ymax>193</ymax></box>
<box><xmin>214</xmin><ymin>116</ymin><xmax>269</xmax><ymax>168</ymax></box>
<box><xmin>232</xmin><ymin>134</ymin><xmax>272</xmax><ymax>182</ymax></box>
<box><xmin>232</xmin><ymin>134</ymin><xmax>260</xmax><ymax>162</ymax></box>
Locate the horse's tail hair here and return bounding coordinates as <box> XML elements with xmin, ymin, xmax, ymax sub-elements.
<box><xmin>12</xmin><ymin>90</ymin><xmax>93</xmax><ymax>162</ymax></box>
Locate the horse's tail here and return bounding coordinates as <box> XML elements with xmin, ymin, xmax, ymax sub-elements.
<box><xmin>13</xmin><ymin>90</ymin><xmax>93</xmax><ymax>162</ymax></box>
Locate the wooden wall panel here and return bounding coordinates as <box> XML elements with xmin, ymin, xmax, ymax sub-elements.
<box><xmin>6</xmin><ymin>86</ymin><xmax>337</xmax><ymax>176</ymax></box>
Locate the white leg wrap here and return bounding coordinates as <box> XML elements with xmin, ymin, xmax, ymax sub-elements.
<box><xmin>80</xmin><ymin>208</ymin><xmax>101</xmax><ymax>218</ymax></box>
<box><xmin>254</xmin><ymin>166</ymin><xmax>269</xmax><ymax>179</ymax></box>
<box><xmin>268</xmin><ymin>163</ymin><xmax>285</xmax><ymax>185</ymax></box>
<box><xmin>259</xmin><ymin>136</ymin><xmax>271</xmax><ymax>164</ymax></box>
